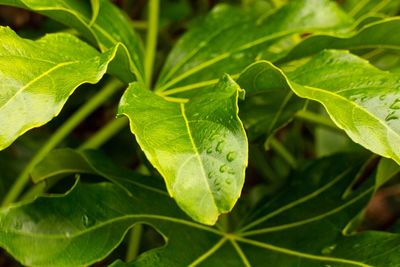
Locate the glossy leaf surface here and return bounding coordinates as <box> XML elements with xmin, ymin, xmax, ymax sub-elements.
<box><xmin>0</xmin><ymin>0</ymin><xmax>143</xmax><ymax>82</ymax></box>
<box><xmin>3</xmin><ymin>154</ymin><xmax>397</xmax><ymax>267</ymax></box>
<box><xmin>119</xmin><ymin>76</ymin><xmax>247</xmax><ymax>225</ymax></box>
<box><xmin>156</xmin><ymin>0</ymin><xmax>353</xmax><ymax>92</ymax></box>
<box><xmin>0</xmin><ymin>27</ymin><xmax>121</xmax><ymax>150</ymax></box>
<box><xmin>244</xmin><ymin>50</ymin><xmax>400</xmax><ymax>164</ymax></box>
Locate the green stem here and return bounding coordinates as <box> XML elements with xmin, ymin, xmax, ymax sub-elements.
<box><xmin>1</xmin><ymin>79</ymin><xmax>123</xmax><ymax>206</ymax></box>
<box><xmin>144</xmin><ymin>0</ymin><xmax>159</xmax><ymax>87</ymax></box>
<box><xmin>268</xmin><ymin>138</ymin><xmax>297</xmax><ymax>169</ymax></box>
<box><xmin>126</xmin><ymin>224</ymin><xmax>143</xmax><ymax>262</ymax></box>
<box><xmin>79</xmin><ymin>117</ymin><xmax>129</xmax><ymax>150</ymax></box>
<box><xmin>295</xmin><ymin>110</ymin><xmax>340</xmax><ymax>132</ymax></box>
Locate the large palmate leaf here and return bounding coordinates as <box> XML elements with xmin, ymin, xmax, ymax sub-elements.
<box><xmin>0</xmin><ymin>0</ymin><xmax>143</xmax><ymax>82</ymax></box>
<box><xmin>155</xmin><ymin>0</ymin><xmax>353</xmax><ymax>93</ymax></box>
<box><xmin>277</xmin><ymin>18</ymin><xmax>400</xmax><ymax>64</ymax></box>
<box><xmin>0</xmin><ymin>27</ymin><xmax>125</xmax><ymax>150</ymax></box>
<box><xmin>242</xmin><ymin>50</ymin><xmax>400</xmax><ymax>165</ymax></box>
<box><xmin>3</xmin><ymin>152</ymin><xmax>398</xmax><ymax>267</ymax></box>
<box><xmin>119</xmin><ymin>76</ymin><xmax>248</xmax><ymax>225</ymax></box>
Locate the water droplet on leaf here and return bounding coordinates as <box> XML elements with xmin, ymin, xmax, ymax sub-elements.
<box><xmin>390</xmin><ymin>99</ymin><xmax>400</xmax><ymax>110</ymax></box>
<box><xmin>385</xmin><ymin>111</ymin><xmax>398</xmax><ymax>121</ymax></box>
<box><xmin>226</xmin><ymin>152</ymin><xmax>236</xmax><ymax>162</ymax></box>
<box><xmin>216</xmin><ymin>140</ymin><xmax>225</xmax><ymax>153</ymax></box>
<box><xmin>219</xmin><ymin>164</ymin><xmax>228</xmax><ymax>173</ymax></box>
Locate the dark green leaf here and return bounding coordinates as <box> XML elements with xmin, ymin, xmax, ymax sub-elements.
<box><xmin>0</xmin><ymin>27</ymin><xmax>123</xmax><ymax>150</ymax></box>
<box><xmin>340</xmin><ymin>0</ymin><xmax>400</xmax><ymax>19</ymax></box>
<box><xmin>31</xmin><ymin>148</ymin><xmax>166</xmax><ymax>194</ymax></box>
<box><xmin>119</xmin><ymin>76</ymin><xmax>248</xmax><ymax>225</ymax></box>
<box><xmin>237</xmin><ymin>61</ymin><xmax>305</xmax><ymax>140</ymax></box>
<box><xmin>277</xmin><ymin>18</ymin><xmax>400</xmax><ymax>64</ymax></box>
<box><xmin>2</xmin><ymin>154</ymin><xmax>390</xmax><ymax>267</ymax></box>
<box><xmin>155</xmin><ymin>0</ymin><xmax>353</xmax><ymax>93</ymax></box>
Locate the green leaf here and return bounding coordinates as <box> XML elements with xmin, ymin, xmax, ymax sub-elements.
<box><xmin>277</xmin><ymin>18</ymin><xmax>400</xmax><ymax>64</ymax></box>
<box><xmin>0</xmin><ymin>27</ymin><xmax>122</xmax><ymax>150</ymax></box>
<box><xmin>245</xmin><ymin>50</ymin><xmax>400</xmax><ymax>165</ymax></box>
<box><xmin>340</xmin><ymin>0</ymin><xmax>400</xmax><ymax>19</ymax></box>
<box><xmin>31</xmin><ymin>148</ymin><xmax>166</xmax><ymax>194</ymax></box>
<box><xmin>118</xmin><ymin>76</ymin><xmax>248</xmax><ymax>225</ymax></box>
<box><xmin>0</xmin><ymin>0</ymin><xmax>143</xmax><ymax>82</ymax></box>
<box><xmin>376</xmin><ymin>157</ymin><xmax>400</xmax><ymax>187</ymax></box>
<box><xmin>2</xmin><ymin>153</ymin><xmax>391</xmax><ymax>267</ymax></box>
<box><xmin>155</xmin><ymin>0</ymin><xmax>353</xmax><ymax>93</ymax></box>
<box><xmin>236</xmin><ymin>61</ymin><xmax>305</xmax><ymax>140</ymax></box>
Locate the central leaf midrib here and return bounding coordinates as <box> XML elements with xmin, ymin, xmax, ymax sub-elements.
<box><xmin>2</xmin><ymin>213</ymin><xmax>222</xmax><ymax>239</ymax></box>
<box><xmin>235</xmin><ymin>236</ymin><xmax>371</xmax><ymax>267</ymax></box>
<box><xmin>179</xmin><ymin>103</ymin><xmax>219</xmax><ymax>212</ymax></box>
<box><xmin>241</xmin><ymin>187</ymin><xmax>373</xmax><ymax>236</ymax></box>
<box><xmin>0</xmin><ymin>60</ymin><xmax>78</xmax><ymax>112</ymax></box>
<box><xmin>240</xmin><ymin>169</ymin><xmax>351</xmax><ymax>232</ymax></box>
<box><xmin>24</xmin><ymin>1</ymin><xmax>144</xmax><ymax>82</ymax></box>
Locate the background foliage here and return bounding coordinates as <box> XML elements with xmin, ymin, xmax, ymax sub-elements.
<box><xmin>0</xmin><ymin>0</ymin><xmax>400</xmax><ymax>266</ymax></box>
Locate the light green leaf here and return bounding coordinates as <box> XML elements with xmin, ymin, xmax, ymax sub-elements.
<box><xmin>0</xmin><ymin>0</ymin><xmax>143</xmax><ymax>82</ymax></box>
<box><xmin>245</xmin><ymin>50</ymin><xmax>400</xmax><ymax>165</ymax></box>
<box><xmin>277</xmin><ymin>18</ymin><xmax>400</xmax><ymax>64</ymax></box>
<box><xmin>0</xmin><ymin>27</ymin><xmax>122</xmax><ymax>150</ymax></box>
<box><xmin>3</xmin><ymin>153</ymin><xmax>395</xmax><ymax>267</ymax></box>
<box><xmin>119</xmin><ymin>76</ymin><xmax>248</xmax><ymax>225</ymax></box>
<box><xmin>156</xmin><ymin>0</ymin><xmax>353</xmax><ymax>93</ymax></box>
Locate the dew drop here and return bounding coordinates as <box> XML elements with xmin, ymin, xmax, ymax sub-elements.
<box><xmin>208</xmin><ymin>172</ymin><xmax>214</xmax><ymax>179</ymax></box>
<box><xmin>225</xmin><ymin>178</ymin><xmax>232</xmax><ymax>185</ymax></box>
<box><xmin>321</xmin><ymin>244</ymin><xmax>336</xmax><ymax>255</ymax></box>
<box><xmin>216</xmin><ymin>140</ymin><xmax>225</xmax><ymax>153</ymax></box>
<box><xmin>226</xmin><ymin>151</ymin><xmax>237</xmax><ymax>162</ymax></box>
<box><xmin>385</xmin><ymin>111</ymin><xmax>398</xmax><ymax>121</ymax></box>
<box><xmin>390</xmin><ymin>99</ymin><xmax>400</xmax><ymax>110</ymax></box>
<box><xmin>82</xmin><ymin>214</ymin><xmax>95</xmax><ymax>228</ymax></box>
<box><xmin>379</xmin><ymin>94</ymin><xmax>387</xmax><ymax>101</ymax></box>
<box><xmin>214</xmin><ymin>180</ymin><xmax>221</xmax><ymax>187</ymax></box>
<box><xmin>219</xmin><ymin>164</ymin><xmax>228</xmax><ymax>173</ymax></box>
<box><xmin>206</xmin><ymin>147</ymin><xmax>213</xmax><ymax>154</ymax></box>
